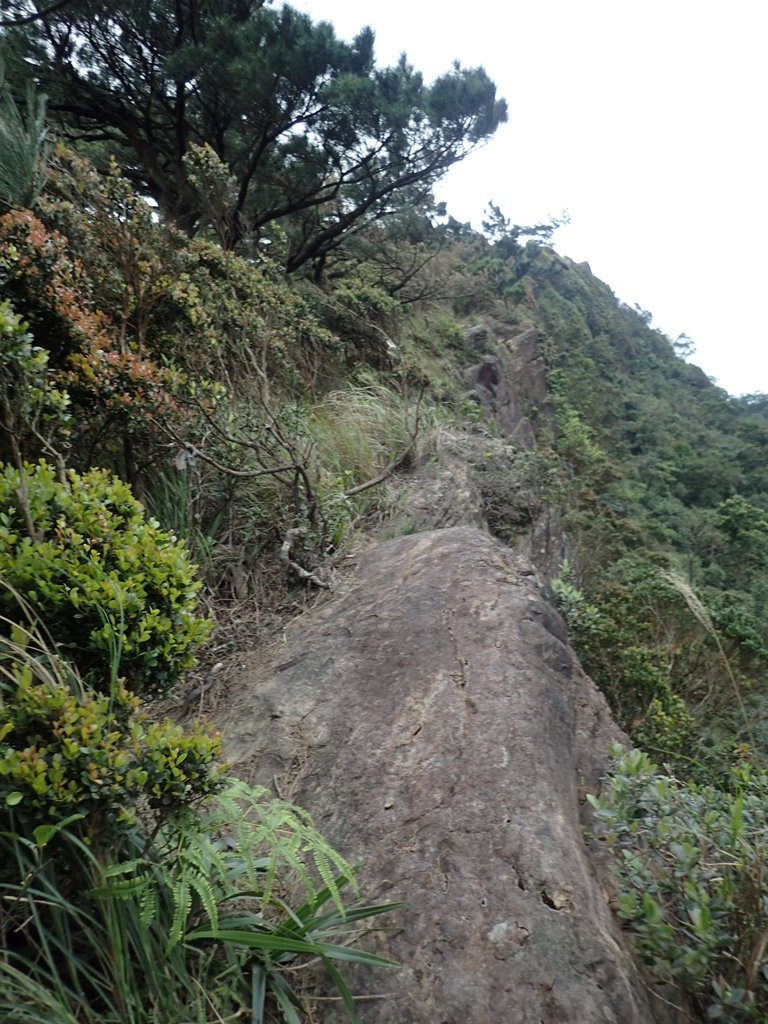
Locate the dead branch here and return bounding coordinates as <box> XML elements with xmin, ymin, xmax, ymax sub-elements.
<box><xmin>343</xmin><ymin>443</ymin><xmax>414</xmax><ymax>499</ymax></box>
<box><xmin>177</xmin><ymin>660</ymin><xmax>226</xmax><ymax>718</ymax></box>
<box><xmin>153</xmin><ymin>417</ymin><xmax>299</xmax><ymax>480</ymax></box>
<box><xmin>280</xmin><ymin>527</ymin><xmax>331</xmax><ymax>590</ymax></box>
<box><xmin>171</xmin><ymin>373</ymin><xmax>320</xmax><ymax>522</ymax></box>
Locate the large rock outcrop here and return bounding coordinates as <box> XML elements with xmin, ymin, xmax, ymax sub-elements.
<box><xmin>217</xmin><ymin>527</ymin><xmax>682</xmax><ymax>1023</ymax></box>
<box><xmin>463</xmin><ymin>322</ymin><xmax>556</xmax><ymax>446</ymax></box>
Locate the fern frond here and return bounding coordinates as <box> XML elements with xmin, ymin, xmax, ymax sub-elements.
<box><xmin>169</xmin><ymin>877</ymin><xmax>192</xmax><ymax>950</ymax></box>
<box><xmin>139</xmin><ymin>880</ymin><xmax>157</xmax><ymax>927</ymax></box>
<box><xmin>92</xmin><ymin>780</ymin><xmax>362</xmax><ymax>959</ymax></box>
<box><xmin>196</xmin><ymin>779</ymin><xmax>359</xmax><ymax>913</ymax></box>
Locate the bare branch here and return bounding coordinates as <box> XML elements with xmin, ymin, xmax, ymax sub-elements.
<box><xmin>280</xmin><ymin>527</ymin><xmax>331</xmax><ymax>590</ymax></box>
<box><xmin>0</xmin><ymin>0</ymin><xmax>79</xmax><ymax>28</ymax></box>
<box><xmin>152</xmin><ymin>417</ymin><xmax>298</xmax><ymax>480</ymax></box>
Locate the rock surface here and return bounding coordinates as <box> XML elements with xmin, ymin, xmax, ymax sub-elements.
<box><xmin>463</xmin><ymin>323</ymin><xmax>556</xmax><ymax>445</ymax></box>
<box><xmin>387</xmin><ymin>440</ymin><xmax>489</xmax><ymax>534</ymax></box>
<box><xmin>217</xmin><ymin>527</ymin><xmax>682</xmax><ymax>1023</ymax></box>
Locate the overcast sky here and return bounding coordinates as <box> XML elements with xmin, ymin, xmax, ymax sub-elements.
<box><xmin>291</xmin><ymin>0</ymin><xmax>767</xmax><ymax>397</ymax></box>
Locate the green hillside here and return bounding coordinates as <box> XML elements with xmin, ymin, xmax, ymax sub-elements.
<box><xmin>500</xmin><ymin>239</ymin><xmax>768</xmax><ymax>770</ymax></box>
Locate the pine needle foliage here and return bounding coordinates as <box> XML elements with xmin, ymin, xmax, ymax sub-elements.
<box><xmin>0</xmin><ymin>66</ymin><xmax>48</xmax><ymax>211</ymax></box>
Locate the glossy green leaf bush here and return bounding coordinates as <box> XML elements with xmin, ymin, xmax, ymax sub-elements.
<box><xmin>0</xmin><ymin>632</ymin><xmax>222</xmax><ymax>833</ymax></box>
<box><xmin>0</xmin><ymin>461</ymin><xmax>211</xmax><ymax>694</ymax></box>
<box><xmin>0</xmin><ymin>298</ymin><xmax>71</xmax><ymax>464</ymax></box>
<box><xmin>591</xmin><ymin>747</ymin><xmax>768</xmax><ymax>1020</ymax></box>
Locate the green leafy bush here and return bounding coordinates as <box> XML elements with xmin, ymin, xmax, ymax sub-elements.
<box><xmin>551</xmin><ymin>561</ymin><xmax>700</xmax><ymax>765</ymax></box>
<box><xmin>590</xmin><ymin>747</ymin><xmax>768</xmax><ymax>1020</ymax></box>
<box><xmin>0</xmin><ymin>634</ymin><xmax>222</xmax><ymax>834</ymax></box>
<box><xmin>0</xmin><ymin>297</ymin><xmax>71</xmax><ymax>466</ymax></box>
<box><xmin>0</xmin><ymin>461</ymin><xmax>211</xmax><ymax>694</ymax></box>
<box><xmin>320</xmin><ymin>270</ymin><xmax>402</xmax><ymax>365</ymax></box>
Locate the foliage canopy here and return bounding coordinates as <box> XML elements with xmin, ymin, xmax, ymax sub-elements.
<box><xmin>1</xmin><ymin>0</ymin><xmax>507</xmax><ymax>272</ymax></box>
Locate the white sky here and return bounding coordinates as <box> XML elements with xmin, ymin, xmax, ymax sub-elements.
<box><xmin>291</xmin><ymin>0</ymin><xmax>768</xmax><ymax>396</ymax></box>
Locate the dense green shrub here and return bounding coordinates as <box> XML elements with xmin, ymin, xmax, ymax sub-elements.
<box><xmin>0</xmin><ymin>297</ymin><xmax>71</xmax><ymax>466</ymax></box>
<box><xmin>591</xmin><ymin>747</ymin><xmax>768</xmax><ymax>1020</ymax></box>
<box><xmin>0</xmin><ymin>631</ymin><xmax>222</xmax><ymax>834</ymax></box>
<box><xmin>320</xmin><ymin>269</ymin><xmax>402</xmax><ymax>365</ymax></box>
<box><xmin>0</xmin><ymin>461</ymin><xmax>210</xmax><ymax>694</ymax></box>
<box><xmin>550</xmin><ymin>560</ymin><xmax>697</xmax><ymax>763</ymax></box>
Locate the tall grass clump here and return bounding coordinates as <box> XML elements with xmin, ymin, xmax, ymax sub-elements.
<box><xmin>142</xmin><ymin>468</ymin><xmax>220</xmax><ymax>583</ymax></box>
<box><xmin>310</xmin><ymin>384</ymin><xmax>417</xmax><ymax>483</ymax></box>
<box><xmin>309</xmin><ymin>382</ymin><xmax>439</xmax><ymax>507</ymax></box>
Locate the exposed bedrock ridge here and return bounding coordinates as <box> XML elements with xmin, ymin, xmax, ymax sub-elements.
<box><xmin>219</xmin><ymin>526</ymin><xmax>683</xmax><ymax>1024</ymax></box>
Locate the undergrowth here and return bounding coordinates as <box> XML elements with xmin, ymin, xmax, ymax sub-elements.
<box><xmin>591</xmin><ymin>747</ymin><xmax>768</xmax><ymax>1021</ymax></box>
<box><xmin>0</xmin><ymin>537</ymin><xmax>398</xmax><ymax>1023</ymax></box>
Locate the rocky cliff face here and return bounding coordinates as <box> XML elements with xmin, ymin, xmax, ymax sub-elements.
<box><xmin>214</xmin><ymin>527</ymin><xmax>684</xmax><ymax>1023</ymax></box>
<box><xmin>462</xmin><ymin>320</ymin><xmax>556</xmax><ymax>447</ymax></box>
<box><xmin>388</xmin><ymin>317</ymin><xmax>566</xmax><ymax>573</ymax></box>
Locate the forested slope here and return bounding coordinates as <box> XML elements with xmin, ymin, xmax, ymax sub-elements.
<box><xmin>506</xmin><ymin>241</ymin><xmax>768</xmax><ymax>768</ymax></box>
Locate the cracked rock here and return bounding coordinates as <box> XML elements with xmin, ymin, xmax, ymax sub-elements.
<box><xmin>216</xmin><ymin>527</ymin><xmax>685</xmax><ymax>1023</ymax></box>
